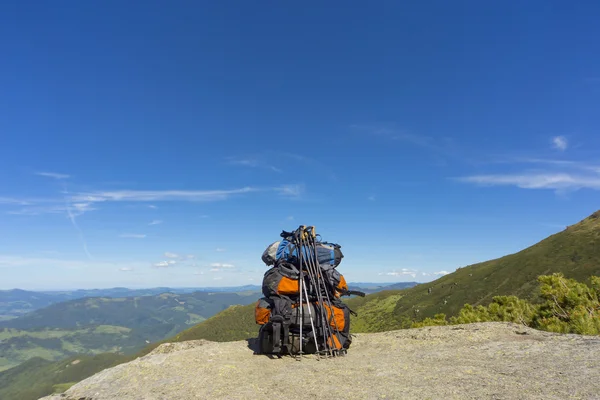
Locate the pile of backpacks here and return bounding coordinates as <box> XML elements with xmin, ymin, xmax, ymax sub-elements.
<box><xmin>254</xmin><ymin>226</ymin><xmax>364</xmax><ymax>358</ymax></box>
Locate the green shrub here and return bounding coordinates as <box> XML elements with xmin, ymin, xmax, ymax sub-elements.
<box><xmin>413</xmin><ymin>273</ymin><xmax>600</xmax><ymax>336</ymax></box>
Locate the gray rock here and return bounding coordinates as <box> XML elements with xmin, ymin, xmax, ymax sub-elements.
<box><xmin>40</xmin><ymin>322</ymin><xmax>600</xmax><ymax>400</ymax></box>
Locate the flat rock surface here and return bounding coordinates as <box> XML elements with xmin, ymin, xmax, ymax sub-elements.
<box><xmin>41</xmin><ymin>322</ymin><xmax>600</xmax><ymax>400</ymax></box>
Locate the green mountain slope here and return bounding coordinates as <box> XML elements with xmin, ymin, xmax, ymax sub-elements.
<box><xmin>383</xmin><ymin>210</ymin><xmax>600</xmax><ymax>327</ymax></box>
<box><xmin>0</xmin><ymin>353</ymin><xmax>128</xmax><ymax>400</ymax></box>
<box><xmin>0</xmin><ymin>291</ymin><xmax>259</xmax><ymax>371</ymax></box>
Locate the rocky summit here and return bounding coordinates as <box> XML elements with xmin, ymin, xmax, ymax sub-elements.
<box><xmin>41</xmin><ymin>322</ymin><xmax>600</xmax><ymax>400</ymax></box>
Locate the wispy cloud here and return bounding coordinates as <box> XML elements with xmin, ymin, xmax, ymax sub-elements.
<box><xmin>153</xmin><ymin>260</ymin><xmax>176</xmax><ymax>268</ymax></box>
<box><xmin>349</xmin><ymin>124</ymin><xmax>460</xmax><ymax>161</ymax></box>
<box><xmin>149</xmin><ymin>220</ymin><xmax>163</xmax><ymax>225</ymax></box>
<box><xmin>378</xmin><ymin>268</ymin><xmax>418</xmax><ymax>278</ymax></box>
<box><xmin>0</xmin><ymin>254</ymin><xmax>145</xmax><ymax>271</ymax></box>
<box><xmin>119</xmin><ymin>267</ymin><xmax>134</xmax><ymax>272</ymax></box>
<box><xmin>73</xmin><ymin>187</ymin><xmax>257</xmax><ymax>203</ymax></box>
<box><xmin>2</xmin><ymin>185</ymin><xmax>301</xmax><ymax>216</ymax></box>
<box><xmin>552</xmin><ymin>136</ymin><xmax>568</xmax><ymax>151</ymax></box>
<box><xmin>456</xmin><ymin>173</ymin><xmax>600</xmax><ymax>191</ymax></box>
<box><xmin>5</xmin><ymin>202</ymin><xmax>96</xmax><ymax>216</ymax></box>
<box><xmin>210</xmin><ymin>262</ymin><xmax>235</xmax><ymax>269</ymax></box>
<box><xmin>58</xmin><ymin>180</ymin><xmax>94</xmax><ymax>260</ymax></box>
<box><xmin>164</xmin><ymin>252</ymin><xmax>179</xmax><ymax>258</ymax></box>
<box><xmin>215</xmin><ymin>248</ymin><xmax>226</xmax><ymax>252</ymax></box>
<box><xmin>119</xmin><ymin>233</ymin><xmax>147</xmax><ymax>239</ymax></box>
<box><xmin>275</xmin><ymin>184</ymin><xmax>304</xmax><ymax>198</ymax></box>
<box><xmin>0</xmin><ymin>197</ymin><xmax>37</xmax><ymax>206</ymax></box>
<box><xmin>35</xmin><ymin>172</ymin><xmax>70</xmax><ymax>180</ymax></box>
<box><xmin>434</xmin><ymin>270</ymin><xmax>450</xmax><ymax>276</ymax></box>
<box><xmin>226</xmin><ymin>156</ymin><xmax>283</xmax><ymax>173</ymax></box>
<box><xmin>456</xmin><ymin>154</ymin><xmax>600</xmax><ymax>193</ymax></box>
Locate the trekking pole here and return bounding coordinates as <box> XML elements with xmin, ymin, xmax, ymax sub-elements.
<box><xmin>307</xmin><ymin>230</ymin><xmax>343</xmax><ymax>357</ymax></box>
<box><xmin>297</xmin><ymin>227</ymin><xmax>304</xmax><ymax>360</ymax></box>
<box><xmin>298</xmin><ymin>268</ymin><xmax>303</xmax><ymax>359</ymax></box>
<box><xmin>295</xmin><ymin>226</ymin><xmax>321</xmax><ymax>360</ymax></box>
<box><xmin>299</xmin><ymin>227</ymin><xmax>331</xmax><ymax>357</ymax></box>
<box><xmin>304</xmin><ymin>229</ymin><xmax>335</xmax><ymax>357</ymax></box>
<box><xmin>301</xmin><ymin>265</ymin><xmax>320</xmax><ymax>360</ymax></box>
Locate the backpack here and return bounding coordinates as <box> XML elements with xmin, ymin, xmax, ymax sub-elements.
<box><xmin>255</xmin><ymin>296</ymin><xmax>353</xmax><ymax>355</ymax></box>
<box><xmin>275</xmin><ymin>239</ymin><xmax>343</xmax><ymax>270</ymax></box>
<box><xmin>255</xmin><ymin>226</ymin><xmax>362</xmax><ymax>358</ymax></box>
<box><xmin>261</xmin><ymin>261</ymin><xmax>349</xmax><ymax>298</ymax></box>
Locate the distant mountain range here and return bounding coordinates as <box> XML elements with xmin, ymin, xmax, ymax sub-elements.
<box><xmin>0</xmin><ymin>286</ymin><xmax>258</xmax><ymax>319</ymax></box>
<box><xmin>0</xmin><ymin>282</ymin><xmax>418</xmax><ymax>320</ymax></box>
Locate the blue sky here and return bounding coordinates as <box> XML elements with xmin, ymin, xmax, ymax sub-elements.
<box><xmin>1</xmin><ymin>1</ymin><xmax>599</xmax><ymax>290</ymax></box>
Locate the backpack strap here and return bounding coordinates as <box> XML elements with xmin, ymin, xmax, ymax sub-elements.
<box><xmin>270</xmin><ymin>295</ymin><xmax>293</xmax><ymax>354</ymax></box>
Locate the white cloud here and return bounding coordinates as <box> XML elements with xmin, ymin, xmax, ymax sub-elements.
<box><xmin>153</xmin><ymin>260</ymin><xmax>176</xmax><ymax>268</ymax></box>
<box><xmin>215</xmin><ymin>248</ymin><xmax>226</xmax><ymax>252</ymax></box>
<box><xmin>552</xmin><ymin>136</ymin><xmax>568</xmax><ymax>151</ymax></box>
<box><xmin>213</xmin><ymin>277</ymin><xmax>223</xmax><ymax>280</ymax></box>
<box><xmin>120</xmin><ymin>233</ymin><xmax>147</xmax><ymax>239</ymax></box>
<box><xmin>0</xmin><ymin>197</ymin><xmax>36</xmax><ymax>206</ymax></box>
<box><xmin>210</xmin><ymin>263</ymin><xmax>235</xmax><ymax>269</ymax></box>
<box><xmin>186</xmin><ymin>254</ymin><xmax>196</xmax><ymax>259</ymax></box>
<box><xmin>209</xmin><ymin>268</ymin><xmax>220</xmax><ymax>272</ymax></box>
<box><xmin>35</xmin><ymin>172</ymin><xmax>70</xmax><ymax>180</ymax></box>
<box><xmin>164</xmin><ymin>252</ymin><xmax>179</xmax><ymax>259</ymax></box>
<box><xmin>275</xmin><ymin>184</ymin><xmax>304</xmax><ymax>198</ymax></box>
<box><xmin>226</xmin><ymin>156</ymin><xmax>283</xmax><ymax>173</ymax></box>
<box><xmin>0</xmin><ymin>255</ymin><xmax>144</xmax><ymax>271</ymax></box>
<box><xmin>378</xmin><ymin>269</ymin><xmax>418</xmax><ymax>278</ymax></box>
<box><xmin>194</xmin><ymin>271</ymin><xmax>204</xmax><ymax>275</ymax></box>
<box><xmin>228</xmin><ymin>158</ymin><xmax>260</xmax><ymax>167</ymax></box>
<box><xmin>148</xmin><ymin>205</ymin><xmax>158</xmax><ymax>209</ymax></box>
<box><xmin>2</xmin><ymin>185</ymin><xmax>300</xmax><ymax>217</ymax></box>
<box><xmin>349</xmin><ymin>124</ymin><xmax>460</xmax><ymax>160</ymax></box>
<box><xmin>72</xmin><ymin>187</ymin><xmax>257</xmax><ymax>203</ymax></box>
<box><xmin>153</xmin><ymin>261</ymin><xmax>170</xmax><ymax>268</ymax></box>
<box><xmin>6</xmin><ymin>202</ymin><xmax>96</xmax><ymax>217</ymax></box>
<box><xmin>456</xmin><ymin>173</ymin><xmax>600</xmax><ymax>191</ymax></box>
<box><xmin>149</xmin><ymin>220</ymin><xmax>163</xmax><ymax>225</ymax></box>
<box><xmin>119</xmin><ymin>267</ymin><xmax>134</xmax><ymax>272</ymax></box>
<box><xmin>434</xmin><ymin>270</ymin><xmax>450</xmax><ymax>276</ymax></box>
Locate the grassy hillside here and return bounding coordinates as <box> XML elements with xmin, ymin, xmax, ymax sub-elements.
<box><xmin>0</xmin><ymin>353</ymin><xmax>129</xmax><ymax>400</ymax></box>
<box><xmin>383</xmin><ymin>210</ymin><xmax>600</xmax><ymax>327</ymax></box>
<box><xmin>0</xmin><ymin>290</ymin><xmax>259</xmax><ymax>371</ymax></box>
